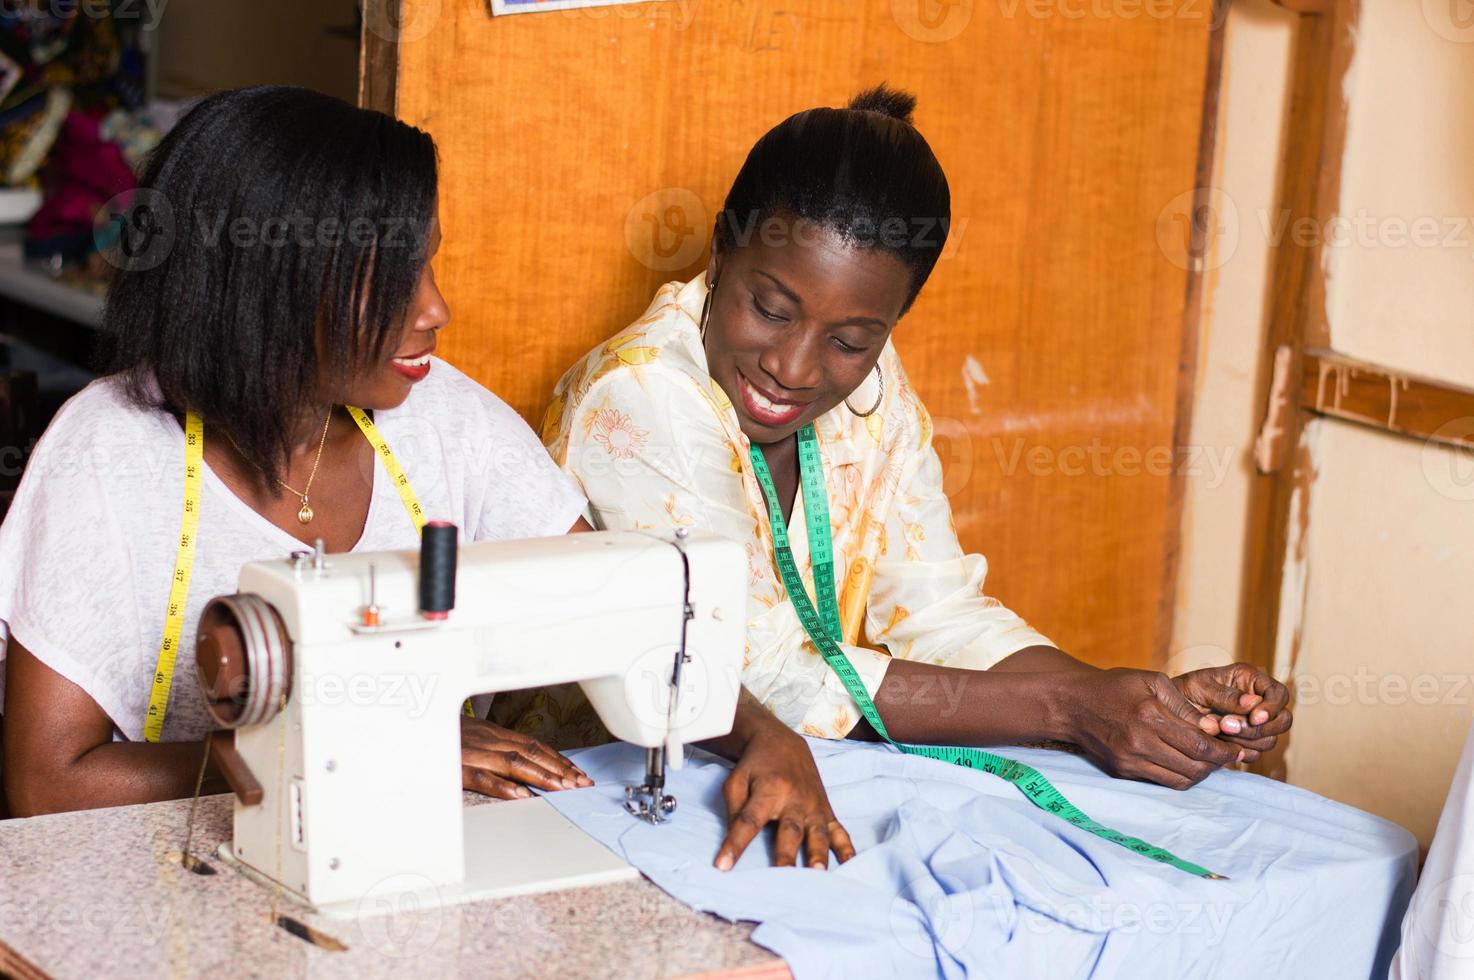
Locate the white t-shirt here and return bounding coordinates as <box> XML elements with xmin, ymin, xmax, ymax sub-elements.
<box><xmin>0</xmin><ymin>357</ymin><xmax>585</xmax><ymax>743</ymax></box>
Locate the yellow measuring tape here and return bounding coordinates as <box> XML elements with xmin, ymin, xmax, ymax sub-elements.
<box><xmin>145</xmin><ymin>406</ymin><xmax>465</xmax><ymax>742</ymax></box>
<box><xmin>143</xmin><ymin>413</ymin><xmax>204</xmax><ymax>743</ymax></box>
<box><xmin>344</xmin><ymin>406</ymin><xmax>425</xmax><ymax>530</ymax></box>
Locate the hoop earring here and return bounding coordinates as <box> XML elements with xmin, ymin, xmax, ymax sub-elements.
<box><xmin>846</xmin><ymin>364</ymin><xmax>884</xmax><ymax>417</ymax></box>
<box><xmin>699</xmin><ymin>279</ymin><xmax>716</xmax><ymax>341</ymax></box>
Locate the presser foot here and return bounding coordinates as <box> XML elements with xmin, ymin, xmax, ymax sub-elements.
<box><xmin>624</xmin><ymin>784</ymin><xmax>676</xmax><ymax>824</ymax></box>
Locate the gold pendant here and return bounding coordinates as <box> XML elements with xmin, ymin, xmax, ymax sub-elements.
<box><xmin>297</xmin><ymin>499</ymin><xmax>314</xmax><ymax>524</ymax></box>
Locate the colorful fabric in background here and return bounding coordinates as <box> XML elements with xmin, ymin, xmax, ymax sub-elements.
<box><xmin>0</xmin><ymin>1</ymin><xmax>155</xmax><ymax>267</ymax></box>
<box><xmin>26</xmin><ymin>107</ymin><xmax>137</xmax><ymax>261</ymax></box>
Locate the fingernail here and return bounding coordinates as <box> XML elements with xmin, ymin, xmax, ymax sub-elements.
<box><xmin>1223</xmin><ymin>718</ymin><xmax>1242</xmax><ymax>734</ymax></box>
<box><xmin>716</xmin><ymin>854</ymin><xmax>733</xmax><ymax>871</ymax></box>
<box><xmin>1237</xmin><ymin>750</ymin><xmax>1246</xmax><ymax>763</ymax></box>
<box><xmin>1252</xmin><ymin>710</ymin><xmax>1269</xmax><ymax>725</ymax></box>
<box><xmin>561</xmin><ymin>778</ymin><xmax>575</xmax><ymax>789</ymax></box>
<box><xmin>811</xmin><ymin>861</ymin><xmax>826</xmax><ymax>870</ymax></box>
<box><xmin>518</xmin><ymin>788</ymin><xmax>532</xmax><ymax>798</ymax></box>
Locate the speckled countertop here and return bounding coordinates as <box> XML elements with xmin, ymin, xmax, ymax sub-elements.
<box><xmin>0</xmin><ymin>793</ymin><xmax>787</xmax><ymax>980</ymax></box>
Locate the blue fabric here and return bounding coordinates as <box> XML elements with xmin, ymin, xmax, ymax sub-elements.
<box><xmin>545</xmin><ymin>738</ymin><xmax>1416</xmax><ymax>980</ymax></box>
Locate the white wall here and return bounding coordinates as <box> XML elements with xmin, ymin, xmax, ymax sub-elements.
<box><xmin>1173</xmin><ymin>0</ymin><xmax>1474</xmax><ymax>850</ymax></box>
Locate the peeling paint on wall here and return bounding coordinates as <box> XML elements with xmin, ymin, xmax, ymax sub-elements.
<box><xmin>962</xmin><ymin>355</ymin><xmax>989</xmax><ymax>415</ymax></box>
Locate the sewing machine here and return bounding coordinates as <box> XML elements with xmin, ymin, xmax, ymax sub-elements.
<box><xmin>192</xmin><ymin>528</ymin><xmax>746</xmax><ymax>915</ymax></box>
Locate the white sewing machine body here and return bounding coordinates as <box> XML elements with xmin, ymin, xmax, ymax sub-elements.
<box><xmin>203</xmin><ymin>530</ymin><xmax>745</xmax><ymax>913</ymax></box>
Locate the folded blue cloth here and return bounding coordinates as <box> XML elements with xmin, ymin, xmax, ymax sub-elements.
<box><xmin>544</xmin><ymin>738</ymin><xmax>1416</xmax><ymax>980</ymax></box>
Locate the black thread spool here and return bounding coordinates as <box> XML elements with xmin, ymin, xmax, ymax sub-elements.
<box><xmin>419</xmin><ymin>521</ymin><xmax>457</xmax><ymax>620</ymax></box>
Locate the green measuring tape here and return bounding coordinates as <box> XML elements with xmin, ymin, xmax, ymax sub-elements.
<box><xmin>749</xmin><ymin>425</ymin><xmax>1224</xmax><ymax>880</ymax></box>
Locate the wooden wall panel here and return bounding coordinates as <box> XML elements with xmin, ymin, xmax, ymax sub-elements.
<box><xmin>390</xmin><ymin>0</ymin><xmax>1213</xmax><ymax>669</ymax></box>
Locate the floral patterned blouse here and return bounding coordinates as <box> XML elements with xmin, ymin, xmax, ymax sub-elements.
<box><xmin>490</xmin><ymin>275</ymin><xmax>1053</xmax><ymax>746</ymax></box>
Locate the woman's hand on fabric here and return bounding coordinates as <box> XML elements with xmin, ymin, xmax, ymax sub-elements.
<box><xmin>1171</xmin><ymin>664</ymin><xmax>1292</xmax><ymax>764</ymax></box>
<box><xmin>1059</xmin><ymin>668</ymin><xmax>1244</xmax><ymax>790</ymax></box>
<box><xmin>714</xmin><ymin>727</ymin><xmax>856</xmax><ymax>871</ymax></box>
<box><xmin>460</xmin><ymin>716</ymin><xmax>593</xmax><ymax>800</ymax></box>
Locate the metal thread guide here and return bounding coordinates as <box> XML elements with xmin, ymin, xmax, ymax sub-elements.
<box><xmin>625</xmin><ymin>528</ymin><xmax>696</xmax><ymax>824</ymax></box>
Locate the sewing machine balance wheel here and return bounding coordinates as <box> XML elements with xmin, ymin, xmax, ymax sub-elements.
<box><xmin>196</xmin><ymin>593</ymin><xmax>293</xmax><ymax>729</ymax></box>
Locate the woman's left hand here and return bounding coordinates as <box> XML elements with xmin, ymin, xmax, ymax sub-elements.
<box><xmin>1171</xmin><ymin>664</ymin><xmax>1292</xmax><ymax>764</ymax></box>
<box><xmin>459</xmin><ymin>716</ymin><xmax>594</xmax><ymax>800</ymax></box>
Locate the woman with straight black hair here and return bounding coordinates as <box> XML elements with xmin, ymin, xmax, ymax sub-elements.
<box><xmin>515</xmin><ymin>85</ymin><xmax>1294</xmax><ymax>870</ymax></box>
<box><xmin>0</xmin><ymin>86</ymin><xmax>594</xmax><ymax>815</ymax></box>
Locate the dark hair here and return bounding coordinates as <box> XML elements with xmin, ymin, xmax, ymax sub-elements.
<box><xmin>715</xmin><ymin>84</ymin><xmax>951</xmax><ymax>313</ymax></box>
<box><xmin>104</xmin><ymin>85</ymin><xmax>438</xmax><ymax>484</ymax></box>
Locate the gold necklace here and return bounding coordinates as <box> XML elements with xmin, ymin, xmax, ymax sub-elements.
<box><xmin>277</xmin><ymin>408</ymin><xmax>334</xmax><ymax>524</ymax></box>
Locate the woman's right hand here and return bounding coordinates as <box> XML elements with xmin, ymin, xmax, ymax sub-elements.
<box><xmin>459</xmin><ymin>716</ymin><xmax>593</xmax><ymax>800</ymax></box>
<box><xmin>714</xmin><ymin>725</ymin><xmax>856</xmax><ymax>871</ymax></box>
<box><xmin>1059</xmin><ymin>667</ymin><xmax>1244</xmax><ymax>790</ymax></box>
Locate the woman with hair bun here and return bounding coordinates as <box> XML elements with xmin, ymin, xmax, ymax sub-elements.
<box><xmin>511</xmin><ymin>85</ymin><xmax>1292</xmax><ymax>870</ymax></box>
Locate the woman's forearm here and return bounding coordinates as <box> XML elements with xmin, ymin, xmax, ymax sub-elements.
<box><xmin>854</xmin><ymin>658</ymin><xmax>1083</xmax><ymax>747</ymax></box>
<box><xmin>988</xmin><ymin>644</ymin><xmax>1099</xmax><ymax>674</ymax></box>
<box><xmin>6</xmin><ymin>740</ymin><xmax>226</xmax><ymax>817</ymax></box>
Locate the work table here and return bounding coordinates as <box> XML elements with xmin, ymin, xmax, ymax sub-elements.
<box><xmin>0</xmin><ymin>793</ymin><xmax>787</xmax><ymax>979</ymax></box>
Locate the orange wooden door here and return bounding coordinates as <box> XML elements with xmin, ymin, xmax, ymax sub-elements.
<box><xmin>382</xmin><ymin>0</ymin><xmax>1216</xmax><ymax>669</ymax></box>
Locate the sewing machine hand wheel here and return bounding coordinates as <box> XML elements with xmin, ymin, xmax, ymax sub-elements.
<box><xmin>196</xmin><ymin>593</ymin><xmax>293</xmax><ymax>729</ymax></box>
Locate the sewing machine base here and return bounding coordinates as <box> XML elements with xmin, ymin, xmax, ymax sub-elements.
<box><xmin>218</xmin><ymin>798</ymin><xmax>638</xmax><ymax>919</ymax></box>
